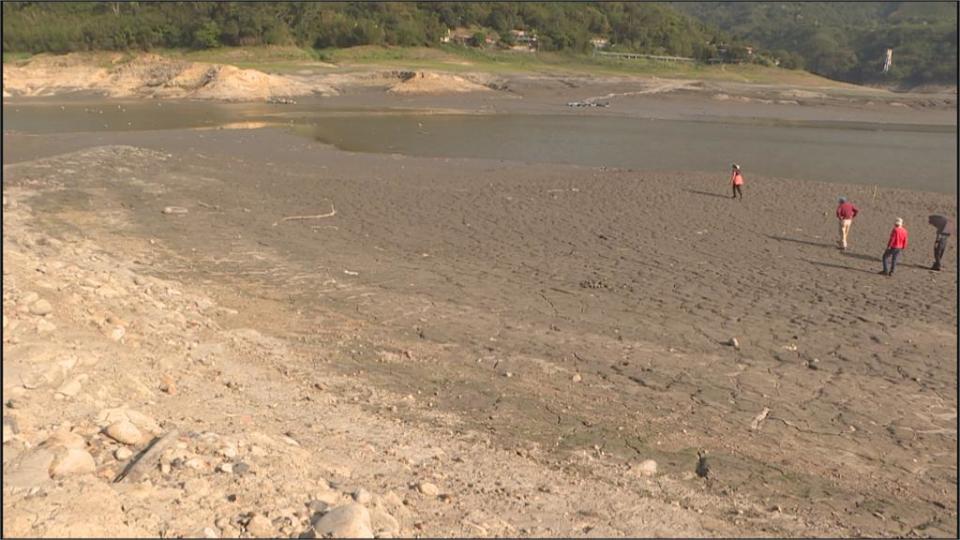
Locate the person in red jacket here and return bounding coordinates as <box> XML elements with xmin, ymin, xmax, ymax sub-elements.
<box><xmin>835</xmin><ymin>197</ymin><xmax>859</xmax><ymax>250</ymax></box>
<box><xmin>730</xmin><ymin>164</ymin><xmax>744</xmax><ymax>200</ymax></box>
<box><xmin>880</xmin><ymin>217</ymin><xmax>908</xmax><ymax>276</ymax></box>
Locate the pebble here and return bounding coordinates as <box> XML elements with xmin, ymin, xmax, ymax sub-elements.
<box><xmin>36</xmin><ymin>318</ymin><xmax>57</xmax><ymax>334</ymax></box>
<box><xmin>6</xmin><ymin>398</ymin><xmax>26</xmax><ymax>409</ymax></box>
<box><xmin>353</xmin><ymin>488</ymin><xmax>372</xmax><ymax>504</ymax></box>
<box><xmin>104</xmin><ymin>420</ymin><xmax>143</xmax><ymax>445</ymax></box>
<box><xmin>50</xmin><ymin>448</ymin><xmax>96</xmax><ymax>477</ymax></box>
<box><xmin>30</xmin><ymin>299</ymin><xmax>53</xmax><ymax>316</ymax></box>
<box><xmin>56</xmin><ymin>375</ymin><xmax>87</xmax><ymax>397</ymax></box>
<box><xmin>162</xmin><ymin>206</ymin><xmax>189</xmax><ymax>215</ymax></box>
<box><xmin>417</xmin><ymin>481</ymin><xmax>440</xmax><ymax>497</ymax></box>
<box><xmin>245</xmin><ymin>514</ymin><xmax>274</xmax><ymax>538</ymax></box>
<box><xmin>729</xmin><ymin>337</ymin><xmax>740</xmax><ymax>349</ymax></box>
<box><xmin>115</xmin><ymin>447</ymin><xmax>134</xmax><ymax>460</ymax></box>
<box><xmin>310</xmin><ymin>503</ymin><xmax>373</xmax><ymax>538</ymax></box>
<box><xmin>233</xmin><ymin>462</ymin><xmax>250</xmax><ymax>475</ymax></box>
<box><xmin>312</xmin><ymin>490</ymin><xmax>342</xmax><ymax>506</ymax></box>
<box><xmin>218</xmin><ymin>462</ymin><xmax>234</xmax><ymax>474</ymax></box>
<box><xmin>572</xmin><ymin>373</ymin><xmax>582</xmax><ymax>382</ymax></box>
<box><xmin>43</xmin><ymin>431</ymin><xmax>86</xmax><ymax>450</ymax></box>
<box><xmin>183</xmin><ymin>477</ymin><xmax>210</xmax><ymax>497</ymax></box>
<box><xmin>370</xmin><ymin>506</ymin><xmax>400</xmax><ymax>537</ymax></box>
<box><xmin>5</xmin><ymin>448</ymin><xmax>55</xmax><ymax>488</ymax></box>
<box><xmin>160</xmin><ymin>375</ymin><xmax>177</xmax><ymax>395</ymax></box>
<box><xmin>109</xmin><ymin>326</ymin><xmax>126</xmax><ymax>342</ymax></box>
<box><xmin>203</xmin><ymin>527</ymin><xmax>220</xmax><ymax>539</ymax></box>
<box><xmin>634</xmin><ymin>459</ymin><xmax>658</xmax><ymax>477</ymax></box>
<box><xmin>307</xmin><ymin>499</ymin><xmax>330</xmax><ymax>514</ymax></box>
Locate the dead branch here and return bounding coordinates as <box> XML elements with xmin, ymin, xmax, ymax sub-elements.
<box><xmin>280</xmin><ymin>203</ymin><xmax>336</xmax><ymax>222</ymax></box>
<box><xmin>114</xmin><ymin>429</ymin><xmax>180</xmax><ymax>483</ymax></box>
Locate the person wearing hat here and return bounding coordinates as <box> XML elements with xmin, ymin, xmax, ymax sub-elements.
<box><xmin>835</xmin><ymin>197</ymin><xmax>859</xmax><ymax>250</ymax></box>
<box><xmin>730</xmin><ymin>164</ymin><xmax>744</xmax><ymax>200</ymax></box>
<box><xmin>928</xmin><ymin>214</ymin><xmax>955</xmax><ymax>271</ymax></box>
<box><xmin>880</xmin><ymin>217</ymin><xmax>908</xmax><ymax>276</ymax></box>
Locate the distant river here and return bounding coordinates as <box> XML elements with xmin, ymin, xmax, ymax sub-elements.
<box><xmin>3</xmin><ymin>99</ymin><xmax>956</xmax><ymax>193</ymax></box>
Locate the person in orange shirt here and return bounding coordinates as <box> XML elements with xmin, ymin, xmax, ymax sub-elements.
<box><xmin>880</xmin><ymin>217</ymin><xmax>908</xmax><ymax>276</ymax></box>
<box><xmin>730</xmin><ymin>164</ymin><xmax>744</xmax><ymax>200</ymax></box>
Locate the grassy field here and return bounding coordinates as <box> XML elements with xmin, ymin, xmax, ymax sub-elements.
<box><xmin>313</xmin><ymin>45</ymin><xmax>851</xmax><ymax>87</ymax></box>
<box><xmin>4</xmin><ymin>45</ymin><xmax>854</xmax><ymax>88</ymax></box>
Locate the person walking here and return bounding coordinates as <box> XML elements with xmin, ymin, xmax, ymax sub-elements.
<box><xmin>835</xmin><ymin>197</ymin><xmax>859</xmax><ymax>250</ymax></box>
<box><xmin>880</xmin><ymin>217</ymin><xmax>908</xmax><ymax>276</ymax></box>
<box><xmin>730</xmin><ymin>164</ymin><xmax>744</xmax><ymax>200</ymax></box>
<box><xmin>928</xmin><ymin>214</ymin><xmax>955</xmax><ymax>271</ymax></box>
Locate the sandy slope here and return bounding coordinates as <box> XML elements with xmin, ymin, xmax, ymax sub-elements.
<box><xmin>2</xmin><ymin>53</ymin><xmax>335</xmax><ymax>101</ymax></box>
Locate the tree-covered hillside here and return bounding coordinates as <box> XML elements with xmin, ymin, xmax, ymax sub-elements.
<box><xmin>0</xmin><ymin>2</ymin><xmax>737</xmax><ymax>59</ymax></box>
<box><xmin>673</xmin><ymin>1</ymin><xmax>958</xmax><ymax>86</ymax></box>
<box><xmin>3</xmin><ymin>2</ymin><xmax>955</xmax><ymax>87</ymax></box>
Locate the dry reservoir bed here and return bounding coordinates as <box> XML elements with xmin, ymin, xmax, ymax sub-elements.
<box><xmin>2</xmin><ymin>125</ymin><xmax>957</xmax><ymax>537</ymax></box>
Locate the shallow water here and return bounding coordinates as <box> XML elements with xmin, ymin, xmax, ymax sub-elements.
<box><xmin>4</xmin><ymin>99</ymin><xmax>956</xmax><ymax>193</ymax></box>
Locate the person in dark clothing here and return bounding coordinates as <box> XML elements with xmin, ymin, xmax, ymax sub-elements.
<box><xmin>928</xmin><ymin>215</ymin><xmax>955</xmax><ymax>271</ymax></box>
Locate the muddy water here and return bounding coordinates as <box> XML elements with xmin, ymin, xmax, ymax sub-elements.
<box><xmin>305</xmin><ymin>113</ymin><xmax>957</xmax><ymax>194</ymax></box>
<box><xmin>3</xmin><ymin>99</ymin><xmax>956</xmax><ymax>193</ymax></box>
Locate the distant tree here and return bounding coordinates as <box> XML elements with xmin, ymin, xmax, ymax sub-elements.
<box><xmin>192</xmin><ymin>20</ymin><xmax>221</xmax><ymax>49</ymax></box>
<box><xmin>470</xmin><ymin>31</ymin><xmax>486</xmax><ymax>48</ymax></box>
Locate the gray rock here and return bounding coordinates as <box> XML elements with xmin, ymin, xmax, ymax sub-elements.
<box><xmin>233</xmin><ymin>462</ymin><xmax>250</xmax><ymax>475</ymax></box>
<box><xmin>310</xmin><ymin>503</ymin><xmax>373</xmax><ymax>538</ymax></box>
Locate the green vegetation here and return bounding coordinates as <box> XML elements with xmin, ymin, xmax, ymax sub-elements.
<box><xmin>673</xmin><ymin>2</ymin><xmax>957</xmax><ymax>86</ymax></box>
<box><xmin>1</xmin><ymin>2</ymin><xmax>737</xmax><ymax>59</ymax></box>
<box><xmin>3</xmin><ymin>2</ymin><xmax>953</xmax><ymax>87</ymax></box>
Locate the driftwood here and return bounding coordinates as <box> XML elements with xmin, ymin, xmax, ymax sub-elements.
<box><xmin>749</xmin><ymin>407</ymin><xmax>770</xmax><ymax>431</ymax></box>
<box><xmin>114</xmin><ymin>429</ymin><xmax>180</xmax><ymax>483</ymax></box>
<box><xmin>281</xmin><ymin>203</ymin><xmax>336</xmax><ymax>222</ymax></box>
